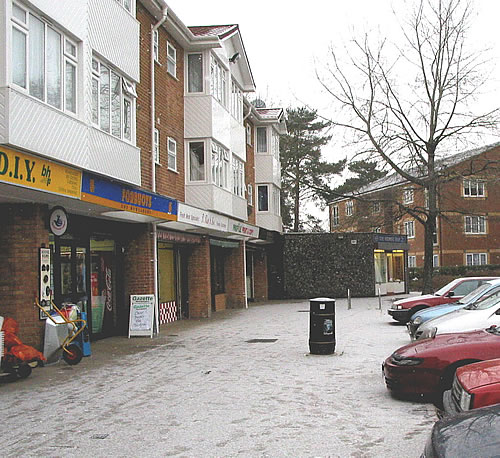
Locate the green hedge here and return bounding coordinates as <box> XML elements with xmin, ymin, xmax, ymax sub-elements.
<box><xmin>409</xmin><ymin>265</ymin><xmax>500</xmax><ymax>292</ymax></box>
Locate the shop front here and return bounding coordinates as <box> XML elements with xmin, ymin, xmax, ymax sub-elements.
<box><xmin>373</xmin><ymin>234</ymin><xmax>409</xmax><ymax>295</ymax></box>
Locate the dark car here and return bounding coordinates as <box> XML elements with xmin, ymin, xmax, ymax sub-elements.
<box><xmin>383</xmin><ymin>326</ymin><xmax>500</xmax><ymax>399</ymax></box>
<box><xmin>421</xmin><ymin>403</ymin><xmax>500</xmax><ymax>458</ymax></box>
<box><xmin>387</xmin><ymin>277</ymin><xmax>496</xmax><ymax>323</ymax></box>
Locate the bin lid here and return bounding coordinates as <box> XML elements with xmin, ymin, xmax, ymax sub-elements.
<box><xmin>310</xmin><ymin>297</ymin><xmax>335</xmax><ymax>302</ymax></box>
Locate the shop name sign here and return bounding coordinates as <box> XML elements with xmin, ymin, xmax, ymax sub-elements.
<box><xmin>81</xmin><ymin>172</ymin><xmax>177</xmax><ymax>221</ymax></box>
<box><xmin>178</xmin><ymin>203</ymin><xmax>228</xmax><ymax>231</ymax></box>
<box><xmin>0</xmin><ymin>146</ymin><xmax>81</xmax><ymax>198</ymax></box>
<box><xmin>228</xmin><ymin>219</ymin><xmax>259</xmax><ymax>238</ymax></box>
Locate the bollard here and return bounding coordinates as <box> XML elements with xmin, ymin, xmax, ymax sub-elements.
<box><xmin>378</xmin><ymin>287</ymin><xmax>382</xmax><ymax>310</ymax></box>
<box><xmin>347</xmin><ymin>288</ymin><xmax>351</xmax><ymax>310</ymax></box>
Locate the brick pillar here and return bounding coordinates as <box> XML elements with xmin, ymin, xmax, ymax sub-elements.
<box><xmin>124</xmin><ymin>224</ymin><xmax>155</xmax><ymax>298</ymax></box>
<box><xmin>226</xmin><ymin>241</ymin><xmax>246</xmax><ymax>309</ymax></box>
<box><xmin>254</xmin><ymin>250</ymin><xmax>269</xmax><ymax>301</ymax></box>
<box><xmin>188</xmin><ymin>238</ymin><xmax>211</xmax><ymax>318</ymax></box>
<box><xmin>0</xmin><ymin>204</ymin><xmax>49</xmax><ymax>349</ymax></box>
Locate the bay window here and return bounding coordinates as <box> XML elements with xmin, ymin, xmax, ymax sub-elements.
<box><xmin>231</xmin><ymin>80</ymin><xmax>243</xmax><ymax>122</ymax></box>
<box><xmin>232</xmin><ymin>157</ymin><xmax>244</xmax><ymax>197</ymax></box>
<box><xmin>211</xmin><ymin>56</ymin><xmax>227</xmax><ymax>105</ymax></box>
<box><xmin>211</xmin><ymin>142</ymin><xmax>229</xmax><ymax>188</ymax></box>
<box><xmin>257</xmin><ymin>127</ymin><xmax>267</xmax><ymax>153</ymax></box>
<box><xmin>189</xmin><ymin>142</ymin><xmax>205</xmax><ymax>181</ymax></box>
<box><xmin>258</xmin><ymin>185</ymin><xmax>269</xmax><ymax>212</ymax></box>
<box><xmin>187</xmin><ymin>53</ymin><xmax>203</xmax><ymax>93</ymax></box>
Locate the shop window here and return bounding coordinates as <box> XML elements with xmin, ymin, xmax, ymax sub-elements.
<box><xmin>211</xmin><ymin>249</ymin><xmax>225</xmax><ymax>294</ymax></box>
<box><xmin>158</xmin><ymin>243</ymin><xmax>176</xmax><ymax>303</ymax></box>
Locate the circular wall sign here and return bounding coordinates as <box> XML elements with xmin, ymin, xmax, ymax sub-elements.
<box><xmin>49</xmin><ymin>207</ymin><xmax>68</xmax><ymax>236</ymax></box>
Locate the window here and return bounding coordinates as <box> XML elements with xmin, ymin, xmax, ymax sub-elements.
<box><xmin>372</xmin><ymin>201</ymin><xmax>381</xmax><ymax>214</ymax></box>
<box><xmin>154</xmin><ymin>129</ymin><xmax>160</xmax><ymax>164</ymax></box>
<box><xmin>404</xmin><ymin>220</ymin><xmax>415</xmax><ymax>238</ymax></box>
<box><xmin>231</xmin><ymin>80</ymin><xmax>243</xmax><ymax>122</ymax></box>
<box><xmin>408</xmin><ymin>255</ymin><xmax>416</xmax><ymax>267</ymax></box>
<box><xmin>114</xmin><ymin>0</ymin><xmax>133</xmax><ymax>13</ymax></box>
<box><xmin>271</xmin><ymin>128</ymin><xmax>280</xmax><ymax>160</ymax></box>
<box><xmin>210</xmin><ymin>56</ymin><xmax>226</xmax><ymax>105</ymax></box>
<box><xmin>167</xmin><ymin>137</ymin><xmax>176</xmax><ymax>171</ymax></box>
<box><xmin>153</xmin><ymin>30</ymin><xmax>159</xmax><ymax>62</ymax></box>
<box><xmin>465</xmin><ymin>215</ymin><xmax>486</xmax><ymax>234</ymax></box>
<box><xmin>247</xmin><ymin>183</ymin><xmax>253</xmax><ymax>206</ymax></box>
<box><xmin>346</xmin><ymin>200</ymin><xmax>353</xmax><ymax>216</ymax></box>
<box><xmin>373</xmin><ymin>226</ymin><xmax>382</xmax><ymax>233</ymax></box>
<box><xmin>258</xmin><ymin>185</ymin><xmax>269</xmax><ymax>212</ymax></box>
<box><xmin>187</xmin><ymin>53</ymin><xmax>203</xmax><ymax>93</ymax></box>
<box><xmin>433</xmin><ymin>254</ymin><xmax>439</xmax><ymax>267</ymax></box>
<box><xmin>332</xmin><ymin>206</ymin><xmax>339</xmax><ymax>226</ymax></box>
<box><xmin>463</xmin><ymin>179</ymin><xmax>485</xmax><ymax>197</ymax></box>
<box><xmin>189</xmin><ymin>142</ymin><xmax>205</xmax><ymax>181</ymax></box>
<box><xmin>256</xmin><ymin>127</ymin><xmax>267</xmax><ymax>153</ymax></box>
<box><xmin>466</xmin><ymin>253</ymin><xmax>488</xmax><ymax>266</ymax></box>
<box><xmin>11</xmin><ymin>7</ymin><xmax>78</xmax><ymax>114</ymax></box>
<box><xmin>246</xmin><ymin>124</ymin><xmax>252</xmax><ymax>145</ymax></box>
<box><xmin>232</xmin><ymin>156</ymin><xmax>244</xmax><ymax>197</ymax></box>
<box><xmin>273</xmin><ymin>186</ymin><xmax>281</xmax><ymax>216</ymax></box>
<box><xmin>167</xmin><ymin>42</ymin><xmax>176</xmax><ymax>77</ymax></box>
<box><xmin>403</xmin><ymin>188</ymin><xmax>414</xmax><ymax>204</ymax></box>
<box><xmin>211</xmin><ymin>142</ymin><xmax>229</xmax><ymax>188</ymax></box>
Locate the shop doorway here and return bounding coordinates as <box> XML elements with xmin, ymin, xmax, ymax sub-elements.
<box><xmin>246</xmin><ymin>250</ymin><xmax>254</xmax><ymax>301</ymax></box>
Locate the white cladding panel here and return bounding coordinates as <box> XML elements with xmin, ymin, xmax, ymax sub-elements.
<box><xmin>88</xmin><ymin>0</ymin><xmax>139</xmax><ymax>81</ymax></box>
<box><xmin>0</xmin><ymin>88</ymin><xmax>6</xmax><ymax>143</ymax></box>
<box><xmin>232</xmin><ymin>194</ymin><xmax>247</xmax><ymax>221</ymax></box>
<box><xmin>255</xmin><ymin>154</ymin><xmax>281</xmax><ymax>187</ymax></box>
<box><xmin>28</xmin><ymin>0</ymin><xmax>87</xmax><ymax>39</ymax></box>
<box><xmin>0</xmin><ymin>2</ymin><xmax>7</xmax><ymax>87</ymax></box>
<box><xmin>212</xmin><ymin>185</ymin><xmax>233</xmax><ymax>215</ymax></box>
<box><xmin>185</xmin><ymin>96</ymin><xmax>212</xmax><ymax>139</ymax></box>
<box><xmin>185</xmin><ymin>183</ymin><xmax>214</xmax><ymax>209</ymax></box>
<box><xmin>212</xmin><ymin>101</ymin><xmax>231</xmax><ymax>148</ymax></box>
<box><xmin>9</xmin><ymin>90</ymin><xmax>88</xmax><ymax>166</ymax></box>
<box><xmin>256</xmin><ymin>213</ymin><xmax>282</xmax><ymax>233</ymax></box>
<box><xmin>230</xmin><ymin>117</ymin><xmax>245</xmax><ymax>161</ymax></box>
<box><xmin>88</xmin><ymin>128</ymin><xmax>141</xmax><ymax>185</ymax></box>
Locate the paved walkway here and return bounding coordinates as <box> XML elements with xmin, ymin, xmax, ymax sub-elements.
<box><xmin>1</xmin><ymin>295</ymin><xmax>437</xmax><ymax>457</ymax></box>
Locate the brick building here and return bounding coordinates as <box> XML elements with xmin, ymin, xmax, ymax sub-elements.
<box><xmin>0</xmin><ymin>0</ymin><xmax>285</xmax><ymax>352</ymax></box>
<box><xmin>328</xmin><ymin>143</ymin><xmax>500</xmax><ymax>290</ymax></box>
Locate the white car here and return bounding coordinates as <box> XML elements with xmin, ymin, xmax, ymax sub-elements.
<box><xmin>416</xmin><ymin>293</ymin><xmax>500</xmax><ymax>340</ymax></box>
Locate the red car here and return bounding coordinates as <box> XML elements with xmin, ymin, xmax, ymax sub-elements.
<box><xmin>387</xmin><ymin>277</ymin><xmax>497</xmax><ymax>323</ymax></box>
<box><xmin>443</xmin><ymin>358</ymin><xmax>500</xmax><ymax>414</ymax></box>
<box><xmin>383</xmin><ymin>325</ymin><xmax>500</xmax><ymax>399</ymax></box>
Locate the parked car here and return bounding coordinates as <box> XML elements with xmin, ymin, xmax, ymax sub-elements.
<box><xmin>383</xmin><ymin>326</ymin><xmax>500</xmax><ymax>399</ymax></box>
<box><xmin>421</xmin><ymin>403</ymin><xmax>500</xmax><ymax>458</ymax></box>
<box><xmin>416</xmin><ymin>293</ymin><xmax>500</xmax><ymax>340</ymax></box>
<box><xmin>387</xmin><ymin>277</ymin><xmax>496</xmax><ymax>323</ymax></box>
<box><xmin>407</xmin><ymin>278</ymin><xmax>500</xmax><ymax>339</ymax></box>
<box><xmin>443</xmin><ymin>358</ymin><xmax>500</xmax><ymax>414</ymax></box>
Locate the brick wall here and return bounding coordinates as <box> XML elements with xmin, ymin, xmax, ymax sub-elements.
<box><xmin>225</xmin><ymin>242</ymin><xmax>246</xmax><ymax>308</ymax></box>
<box><xmin>253</xmin><ymin>249</ymin><xmax>268</xmax><ymax>301</ymax></box>
<box><xmin>0</xmin><ymin>204</ymin><xmax>49</xmax><ymax>349</ymax></box>
<box><xmin>187</xmin><ymin>239</ymin><xmax>211</xmax><ymax>318</ymax></box>
<box><xmin>136</xmin><ymin>3</ymin><xmax>185</xmax><ymax>201</ymax></box>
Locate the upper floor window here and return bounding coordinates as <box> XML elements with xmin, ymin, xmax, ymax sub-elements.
<box><xmin>153</xmin><ymin>30</ymin><xmax>159</xmax><ymax>62</ymax></box>
<box><xmin>247</xmin><ymin>183</ymin><xmax>253</xmax><ymax>206</ymax></box>
<box><xmin>258</xmin><ymin>185</ymin><xmax>269</xmax><ymax>212</ymax></box>
<box><xmin>345</xmin><ymin>200</ymin><xmax>353</xmax><ymax>216</ymax></box>
<box><xmin>404</xmin><ymin>220</ymin><xmax>415</xmax><ymax>238</ymax></box>
<box><xmin>153</xmin><ymin>128</ymin><xmax>160</xmax><ymax>164</ymax></box>
<box><xmin>271</xmin><ymin>128</ymin><xmax>280</xmax><ymax>161</ymax></box>
<box><xmin>167</xmin><ymin>137</ymin><xmax>177</xmax><ymax>171</ymax></box>
<box><xmin>210</xmin><ymin>56</ymin><xmax>227</xmax><ymax>106</ymax></box>
<box><xmin>465</xmin><ymin>215</ymin><xmax>486</xmax><ymax>234</ymax></box>
<box><xmin>403</xmin><ymin>187</ymin><xmax>414</xmax><ymax>204</ymax></box>
<box><xmin>189</xmin><ymin>141</ymin><xmax>205</xmax><ymax>181</ymax></box>
<box><xmin>211</xmin><ymin>142</ymin><xmax>229</xmax><ymax>189</ymax></box>
<box><xmin>114</xmin><ymin>0</ymin><xmax>133</xmax><ymax>14</ymax></box>
<box><xmin>92</xmin><ymin>57</ymin><xmax>136</xmax><ymax>141</ymax></box>
<box><xmin>373</xmin><ymin>226</ymin><xmax>382</xmax><ymax>233</ymax></box>
<box><xmin>372</xmin><ymin>201</ymin><xmax>381</xmax><ymax>214</ymax></box>
<box><xmin>273</xmin><ymin>186</ymin><xmax>281</xmax><ymax>216</ymax></box>
<box><xmin>332</xmin><ymin>206</ymin><xmax>339</xmax><ymax>226</ymax></box>
<box><xmin>433</xmin><ymin>254</ymin><xmax>439</xmax><ymax>267</ymax></box>
<box><xmin>246</xmin><ymin>124</ymin><xmax>252</xmax><ymax>145</ymax></box>
<box><xmin>11</xmin><ymin>5</ymin><xmax>78</xmax><ymax>114</ymax></box>
<box><xmin>466</xmin><ymin>253</ymin><xmax>487</xmax><ymax>266</ymax></box>
<box><xmin>463</xmin><ymin>179</ymin><xmax>485</xmax><ymax>197</ymax></box>
<box><xmin>408</xmin><ymin>255</ymin><xmax>416</xmax><ymax>268</ymax></box>
<box><xmin>187</xmin><ymin>53</ymin><xmax>203</xmax><ymax>93</ymax></box>
<box><xmin>231</xmin><ymin>80</ymin><xmax>243</xmax><ymax>123</ymax></box>
<box><xmin>256</xmin><ymin>127</ymin><xmax>267</xmax><ymax>153</ymax></box>
<box><xmin>167</xmin><ymin>42</ymin><xmax>176</xmax><ymax>77</ymax></box>
<box><xmin>232</xmin><ymin>156</ymin><xmax>244</xmax><ymax>197</ymax></box>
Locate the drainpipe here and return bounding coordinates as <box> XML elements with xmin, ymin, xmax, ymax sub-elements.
<box><xmin>151</xmin><ymin>6</ymin><xmax>168</xmax><ymax>334</ymax></box>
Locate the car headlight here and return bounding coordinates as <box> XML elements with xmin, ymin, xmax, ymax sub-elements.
<box><xmin>391</xmin><ymin>353</ymin><xmax>424</xmax><ymax>366</ymax></box>
<box><xmin>460</xmin><ymin>389</ymin><xmax>472</xmax><ymax>411</ymax></box>
<box><xmin>413</xmin><ymin>317</ymin><xmax>423</xmax><ymax>326</ymax></box>
<box><xmin>419</xmin><ymin>327</ymin><xmax>438</xmax><ymax>340</ymax></box>
<box><xmin>396</xmin><ymin>305</ymin><xmax>403</xmax><ymax>310</ymax></box>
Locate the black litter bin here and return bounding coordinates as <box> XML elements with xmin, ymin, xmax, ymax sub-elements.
<box><xmin>309</xmin><ymin>297</ymin><xmax>336</xmax><ymax>355</ymax></box>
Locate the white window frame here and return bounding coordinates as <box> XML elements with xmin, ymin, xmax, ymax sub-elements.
<box><xmin>332</xmin><ymin>205</ymin><xmax>339</xmax><ymax>226</ymax></box>
<box><xmin>246</xmin><ymin>124</ymin><xmax>252</xmax><ymax>145</ymax></box>
<box><xmin>408</xmin><ymin>255</ymin><xmax>416</xmax><ymax>268</ymax></box>
<box><xmin>345</xmin><ymin>200</ymin><xmax>353</xmax><ymax>216</ymax></box>
<box><xmin>211</xmin><ymin>142</ymin><xmax>229</xmax><ymax>189</ymax></box>
<box><xmin>465</xmin><ymin>215</ymin><xmax>486</xmax><ymax>234</ymax></box>
<box><xmin>232</xmin><ymin>156</ymin><xmax>245</xmax><ymax>197</ymax></box>
<box><xmin>210</xmin><ymin>55</ymin><xmax>227</xmax><ymax>106</ymax></box>
<box><xmin>114</xmin><ymin>0</ymin><xmax>134</xmax><ymax>15</ymax></box>
<box><xmin>167</xmin><ymin>137</ymin><xmax>177</xmax><ymax>171</ymax></box>
<box><xmin>404</xmin><ymin>220</ymin><xmax>415</xmax><ymax>238</ymax></box>
<box><xmin>187</xmin><ymin>53</ymin><xmax>203</xmax><ymax>93</ymax></box>
<box><xmin>466</xmin><ymin>253</ymin><xmax>488</xmax><ymax>266</ymax></box>
<box><xmin>273</xmin><ymin>186</ymin><xmax>281</xmax><ymax>216</ymax></box>
<box><xmin>372</xmin><ymin>201</ymin><xmax>381</xmax><ymax>214</ymax></box>
<box><xmin>11</xmin><ymin>6</ymin><xmax>78</xmax><ymax>115</ymax></box>
<box><xmin>256</xmin><ymin>127</ymin><xmax>267</xmax><ymax>153</ymax></box>
<box><xmin>167</xmin><ymin>42</ymin><xmax>176</xmax><ymax>77</ymax></box>
<box><xmin>153</xmin><ymin>30</ymin><xmax>159</xmax><ymax>63</ymax></box>
<box><xmin>257</xmin><ymin>185</ymin><xmax>269</xmax><ymax>212</ymax></box>
<box><xmin>247</xmin><ymin>183</ymin><xmax>253</xmax><ymax>206</ymax></box>
<box><xmin>403</xmin><ymin>187</ymin><xmax>414</xmax><ymax>204</ymax></box>
<box><xmin>433</xmin><ymin>254</ymin><xmax>439</xmax><ymax>267</ymax></box>
<box><xmin>188</xmin><ymin>141</ymin><xmax>205</xmax><ymax>182</ymax></box>
<box><xmin>463</xmin><ymin>179</ymin><xmax>485</xmax><ymax>198</ymax></box>
<box><xmin>231</xmin><ymin>80</ymin><xmax>243</xmax><ymax>123</ymax></box>
<box><xmin>154</xmin><ymin>129</ymin><xmax>160</xmax><ymax>164</ymax></box>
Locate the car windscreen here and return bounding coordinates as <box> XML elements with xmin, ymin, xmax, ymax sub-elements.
<box><xmin>466</xmin><ymin>292</ymin><xmax>500</xmax><ymax>310</ymax></box>
<box><xmin>435</xmin><ymin>279</ymin><xmax>461</xmax><ymax>296</ymax></box>
<box><xmin>456</xmin><ymin>283</ymin><xmax>492</xmax><ymax>304</ymax></box>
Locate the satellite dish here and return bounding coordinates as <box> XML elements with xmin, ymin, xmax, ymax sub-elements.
<box><xmin>252</xmin><ymin>99</ymin><xmax>266</xmax><ymax>108</ymax></box>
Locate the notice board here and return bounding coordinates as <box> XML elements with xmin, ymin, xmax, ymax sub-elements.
<box><xmin>128</xmin><ymin>294</ymin><xmax>155</xmax><ymax>338</ymax></box>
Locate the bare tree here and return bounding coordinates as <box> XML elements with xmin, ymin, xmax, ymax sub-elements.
<box><xmin>318</xmin><ymin>0</ymin><xmax>500</xmax><ymax>293</ymax></box>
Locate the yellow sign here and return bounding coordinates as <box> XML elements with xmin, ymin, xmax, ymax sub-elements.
<box><xmin>0</xmin><ymin>146</ymin><xmax>81</xmax><ymax>198</ymax></box>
